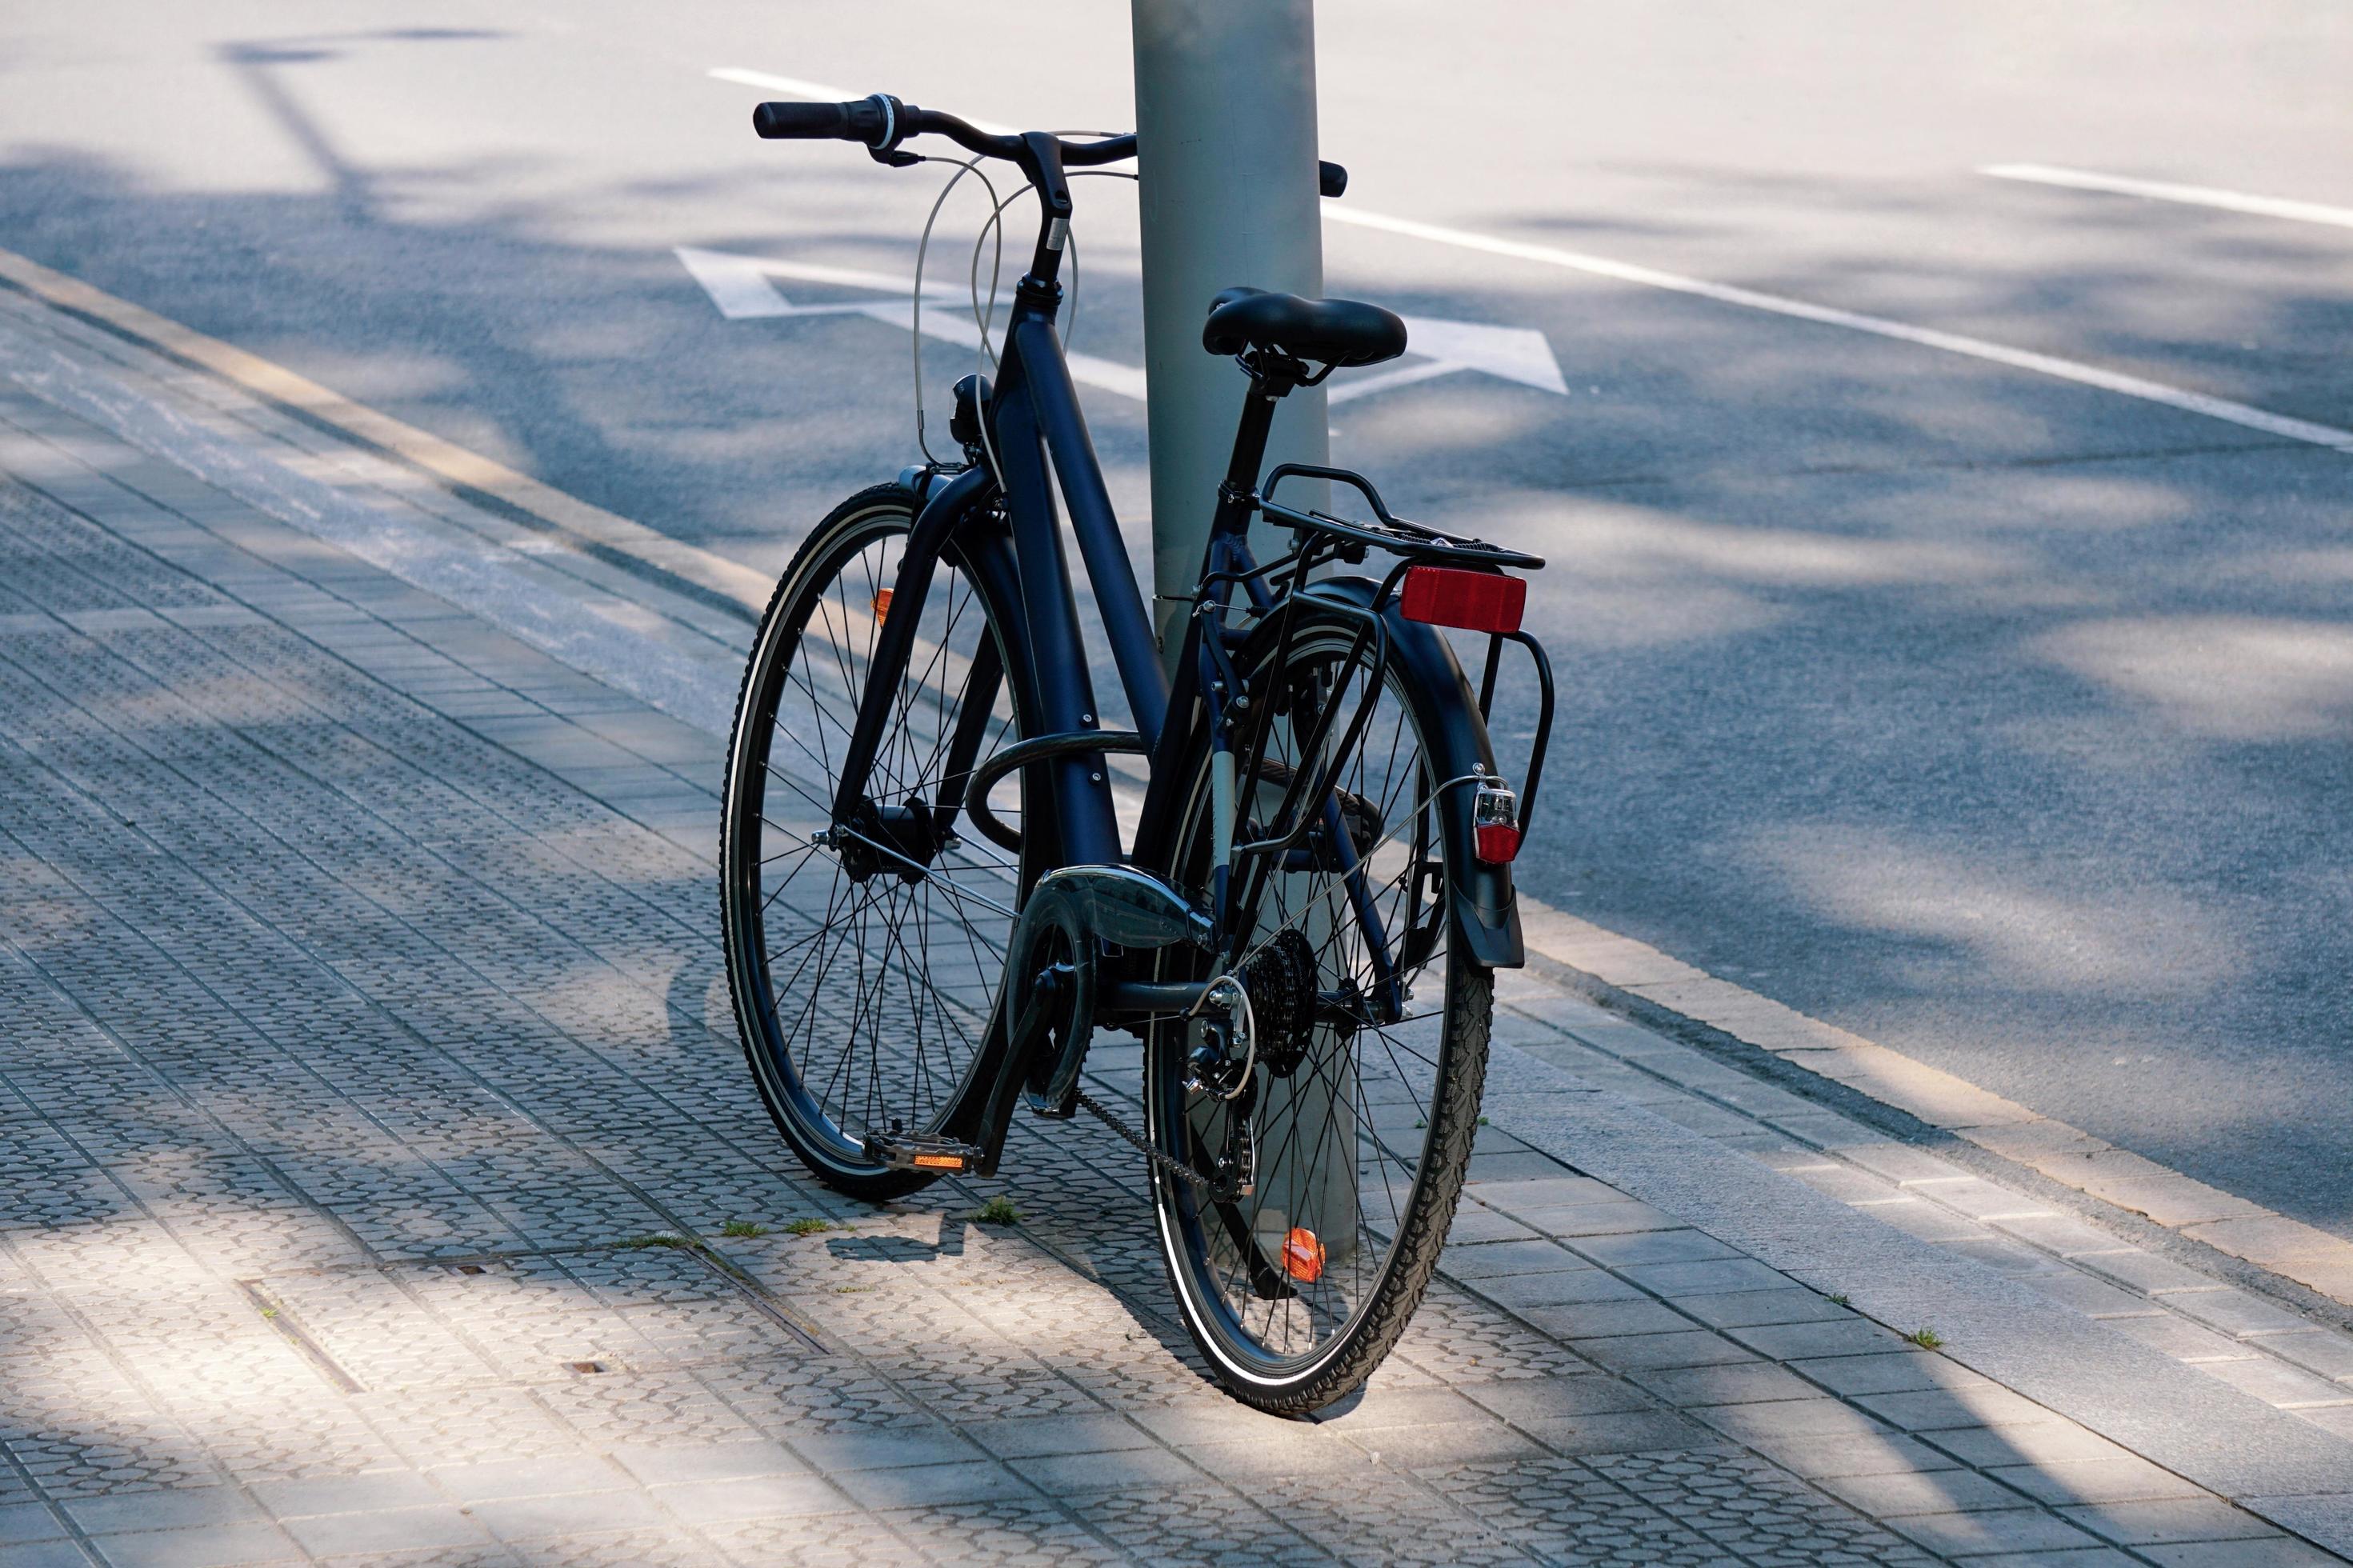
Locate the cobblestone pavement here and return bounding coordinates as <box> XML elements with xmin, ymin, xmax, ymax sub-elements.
<box><xmin>2</xmin><ymin>337</ymin><xmax>2348</xmax><ymax>1566</ymax></box>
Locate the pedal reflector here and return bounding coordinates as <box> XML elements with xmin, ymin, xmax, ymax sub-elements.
<box><xmin>1282</xmin><ymin>1226</ymin><xmax>1327</xmax><ymax>1283</ymax></box>
<box><xmin>872</xmin><ymin>588</ymin><xmax>894</xmax><ymax>625</ymax></box>
<box><xmin>1399</xmin><ymin>566</ymin><xmax>1524</xmax><ymax>634</ymax></box>
<box><xmin>911</xmin><ymin>1152</ymin><xmax>966</xmax><ymax>1170</ymax></box>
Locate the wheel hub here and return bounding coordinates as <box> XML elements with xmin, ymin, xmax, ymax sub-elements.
<box><xmin>831</xmin><ymin>796</ymin><xmax>948</xmax><ymax>884</ymax></box>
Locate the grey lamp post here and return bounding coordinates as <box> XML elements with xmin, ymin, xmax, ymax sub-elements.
<box><xmin>1131</xmin><ymin>0</ymin><xmax>1353</xmax><ymax>1260</ymax></box>
<box><xmin>1130</xmin><ymin>0</ymin><xmax>1329</xmax><ymax>671</ymax></box>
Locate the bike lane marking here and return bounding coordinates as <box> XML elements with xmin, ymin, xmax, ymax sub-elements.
<box><xmin>1981</xmin><ymin>164</ymin><xmax>2353</xmax><ymax>230</ymax></box>
<box><xmin>8</xmin><ymin>237</ymin><xmax>2353</xmax><ymax>1315</ymax></box>
<box><xmin>1320</xmin><ymin>205</ymin><xmax>2353</xmax><ymax>454</ymax></box>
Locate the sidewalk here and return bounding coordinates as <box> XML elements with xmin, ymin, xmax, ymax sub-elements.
<box><xmin>2</xmin><ymin>279</ymin><xmax>2351</xmax><ymax>1567</ymax></box>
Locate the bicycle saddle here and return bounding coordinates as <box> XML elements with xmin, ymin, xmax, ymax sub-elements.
<box><xmin>1202</xmin><ymin>286</ymin><xmax>1408</xmax><ymax>368</ymax></box>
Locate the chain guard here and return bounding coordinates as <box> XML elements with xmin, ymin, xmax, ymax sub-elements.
<box><xmin>1010</xmin><ymin>866</ymin><xmax>1211</xmax><ymax>1114</ymax></box>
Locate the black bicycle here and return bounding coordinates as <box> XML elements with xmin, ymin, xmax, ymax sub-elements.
<box><xmin>720</xmin><ymin>94</ymin><xmax>1554</xmax><ymax>1412</ymax></box>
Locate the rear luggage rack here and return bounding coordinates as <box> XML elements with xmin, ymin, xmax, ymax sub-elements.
<box><xmin>1255</xmin><ymin>463</ymin><xmax>1543</xmax><ymax>571</ymax></box>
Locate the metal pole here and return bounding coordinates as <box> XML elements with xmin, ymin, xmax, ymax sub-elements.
<box><xmin>1130</xmin><ymin>0</ymin><xmax>1328</xmax><ymax>670</ymax></box>
<box><xmin>1134</xmin><ymin>0</ymin><xmax>1354</xmax><ymax>1268</ymax></box>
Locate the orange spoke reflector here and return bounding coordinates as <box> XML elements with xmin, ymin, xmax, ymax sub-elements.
<box><xmin>1281</xmin><ymin>1226</ymin><xmax>1327</xmax><ymax>1283</ymax></box>
<box><xmin>872</xmin><ymin>588</ymin><xmax>894</xmax><ymax>625</ymax></box>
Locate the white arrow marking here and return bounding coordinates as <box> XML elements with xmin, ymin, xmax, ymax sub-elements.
<box><xmin>674</xmin><ymin>245</ymin><xmax>1566</xmax><ymax>408</ymax></box>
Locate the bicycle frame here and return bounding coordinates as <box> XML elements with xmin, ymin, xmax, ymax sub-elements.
<box><xmin>817</xmin><ymin>142</ymin><xmax>1528</xmax><ymax>1174</ymax></box>
<box><xmin>826</xmin><ymin>137</ymin><xmax>1287</xmax><ymax>899</ymax></box>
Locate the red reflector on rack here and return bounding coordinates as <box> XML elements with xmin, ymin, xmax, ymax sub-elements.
<box><xmin>1399</xmin><ymin>567</ymin><xmax>1524</xmax><ymax>633</ymax></box>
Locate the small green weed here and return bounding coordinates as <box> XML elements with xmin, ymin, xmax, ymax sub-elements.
<box><xmin>782</xmin><ymin>1218</ymin><xmax>835</xmax><ymax>1237</ymax></box>
<box><xmin>620</xmin><ymin>1233</ymin><xmax>690</xmax><ymax>1250</ymax></box>
<box><xmin>973</xmin><ymin>1196</ymin><xmax>1022</xmax><ymax>1226</ymax></box>
<box><xmin>720</xmin><ymin>1220</ymin><xmax>770</xmax><ymax>1238</ymax></box>
<box><xmin>1827</xmin><ymin>1293</ymin><xmax>1850</xmax><ymax>1306</ymax></box>
<box><xmin>1907</xmin><ymin>1326</ymin><xmax>1944</xmax><ymax>1350</ymax></box>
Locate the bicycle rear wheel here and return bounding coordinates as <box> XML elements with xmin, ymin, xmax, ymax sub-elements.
<box><xmin>1145</xmin><ymin>609</ymin><xmax>1493</xmax><ymax>1412</ymax></box>
<box><xmin>720</xmin><ymin>484</ymin><xmax>1029</xmax><ymax>1199</ymax></box>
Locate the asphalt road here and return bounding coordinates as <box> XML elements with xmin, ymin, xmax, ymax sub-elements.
<box><xmin>6</xmin><ymin>2</ymin><xmax>2351</xmax><ymax>1234</ymax></box>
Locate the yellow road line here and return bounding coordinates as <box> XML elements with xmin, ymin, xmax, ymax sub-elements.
<box><xmin>10</xmin><ymin>240</ymin><xmax>2347</xmax><ymax>1307</ymax></box>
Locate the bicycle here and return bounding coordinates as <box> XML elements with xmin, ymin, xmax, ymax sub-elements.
<box><xmin>719</xmin><ymin>93</ymin><xmax>1555</xmax><ymax>1413</ymax></box>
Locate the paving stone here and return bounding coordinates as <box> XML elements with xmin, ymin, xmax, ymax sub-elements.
<box><xmin>2140</xmin><ymin>1539</ymin><xmax>2343</xmax><ymax>1566</ymax></box>
<box><xmin>1725</xmin><ymin>1317</ymin><xmax>1906</xmax><ymax>1362</ymax></box>
<box><xmin>1574</xmin><ymin>1330</ymin><xmax>1761</xmax><ymax>1374</ymax></box>
<box><xmin>1632</xmin><ymin>1361</ymin><xmax>1819</xmax><ymax>1410</ymax></box>
<box><xmin>2194</xmin><ymin>1356</ymin><xmax>2353</xmax><ymax>1409</ymax></box>
<box><xmin>1817</xmin><ymin>1463</ymin><xmax>2034</xmax><ymax>1517</ymax></box>
<box><xmin>88</xmin><ymin>1520</ymin><xmax>305</xmax><ymax>1566</ymax></box>
<box><xmin>1006</xmin><ymin>1446</ymin><xmax>1201</xmax><ymax>1492</ymax></box>
<box><xmin>1620</xmin><ymin>1258</ymin><xmax>1795</xmax><ymax>1297</ymax></box>
<box><xmin>0</xmin><ymin>1500</ymin><xmax>70</xmax><ymax>1544</ymax></box>
<box><xmin>280</xmin><ymin>1506</ymin><xmax>493</xmax><ymax>1557</ymax></box>
<box><xmin>827</xmin><ymin>1460</ymin><xmax>1031</xmax><ymax>1510</ymax></box>
<box><xmin>1673</xmin><ymin>1288</ymin><xmax>1854</xmax><ymax>1330</ymax></box>
<box><xmin>63</xmin><ymin>1486</ymin><xmax>262</xmax><ymax>1534</ymax></box>
<box><xmin>1438</xmin><ymin>1238</ymin><xmax>1588</xmax><ymax>1281</ymax></box>
<box><xmin>1564</xmin><ymin>1229</ymin><xmax>1742</xmax><ymax>1269</ymax></box>
<box><xmin>646</xmin><ymin>1472</ymin><xmax>845</xmax><ymax>1522</ymax></box>
<box><xmin>1475</xmin><ymin>1267</ymin><xmax>1647</xmax><ymax>1309</ymax></box>
<box><xmin>2160</xmin><ymin>1290</ymin><xmax>2321</xmax><ymax>1339</ymax></box>
<box><xmin>1883</xmin><ymin>1506</ymin><xmax>2111</xmax><ymax>1557</ymax></box>
<box><xmin>2057</xmin><ymin>1496</ymin><xmax>2287</xmax><ymax>1546</ymax></box>
<box><xmin>1793</xmin><ymin>1350</ymin><xmax>1991</xmax><ymax>1398</ymax></box>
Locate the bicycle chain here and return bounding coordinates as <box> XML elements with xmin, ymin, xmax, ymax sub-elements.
<box><xmin>1074</xmin><ymin>1088</ymin><xmax>1213</xmax><ymax>1192</ymax></box>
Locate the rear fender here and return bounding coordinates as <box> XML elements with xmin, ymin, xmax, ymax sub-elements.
<box><xmin>1270</xmin><ymin>576</ymin><xmax>1524</xmax><ymax>969</ymax></box>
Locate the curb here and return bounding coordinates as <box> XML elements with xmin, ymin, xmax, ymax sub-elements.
<box><xmin>1514</xmin><ymin>904</ymin><xmax>2353</xmax><ymax>1310</ymax></box>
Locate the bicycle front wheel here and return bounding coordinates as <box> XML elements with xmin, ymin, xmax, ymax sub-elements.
<box><xmin>720</xmin><ymin>484</ymin><xmax>1029</xmax><ymax>1200</ymax></box>
<box><xmin>1145</xmin><ymin>609</ymin><xmax>1493</xmax><ymax>1412</ymax></box>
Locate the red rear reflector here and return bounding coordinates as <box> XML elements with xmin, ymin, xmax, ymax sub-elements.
<box><xmin>1400</xmin><ymin>566</ymin><xmax>1524</xmax><ymax>634</ymax></box>
<box><xmin>1475</xmin><ymin>823</ymin><xmax>1522</xmax><ymax>863</ymax></box>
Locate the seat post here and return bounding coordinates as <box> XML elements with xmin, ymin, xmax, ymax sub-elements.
<box><xmin>1209</xmin><ymin>365</ymin><xmax>1292</xmax><ymax>539</ymax></box>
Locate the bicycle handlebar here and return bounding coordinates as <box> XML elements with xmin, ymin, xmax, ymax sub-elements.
<box><xmin>752</xmin><ymin>95</ymin><xmax>1137</xmax><ymax>167</ymax></box>
<box><xmin>751</xmin><ymin>94</ymin><xmax>1345</xmax><ymax>194</ymax></box>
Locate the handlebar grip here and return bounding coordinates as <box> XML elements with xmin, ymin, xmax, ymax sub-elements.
<box><xmin>753</xmin><ymin>100</ymin><xmax>886</xmax><ymax>142</ymax></box>
<box><xmin>1319</xmin><ymin>161</ymin><xmax>1348</xmax><ymax>199</ymax></box>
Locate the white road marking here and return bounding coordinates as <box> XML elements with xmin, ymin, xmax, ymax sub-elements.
<box><xmin>711</xmin><ymin>66</ymin><xmax>2353</xmax><ymax>454</ymax></box>
<box><xmin>1325</xmin><ymin>206</ymin><xmax>2353</xmax><ymax>454</ymax></box>
<box><xmin>1983</xmin><ymin>163</ymin><xmax>2353</xmax><ymax>230</ymax></box>
<box><xmin>675</xmin><ymin>244</ymin><xmax>1564</xmax><ymax>407</ymax></box>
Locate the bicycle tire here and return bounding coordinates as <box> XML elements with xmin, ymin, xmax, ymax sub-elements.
<box><xmin>720</xmin><ymin>484</ymin><xmax>1030</xmax><ymax>1200</ymax></box>
<box><xmin>1142</xmin><ymin>606</ymin><xmax>1494</xmax><ymax>1412</ymax></box>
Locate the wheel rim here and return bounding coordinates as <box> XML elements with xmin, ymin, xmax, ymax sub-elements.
<box><xmin>1151</xmin><ymin>629</ymin><xmax>1459</xmax><ymax>1382</ymax></box>
<box><xmin>724</xmin><ymin>506</ymin><xmax>1023</xmax><ymax>1170</ymax></box>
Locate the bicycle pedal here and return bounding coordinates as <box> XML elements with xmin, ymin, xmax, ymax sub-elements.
<box><xmin>863</xmin><ymin>1132</ymin><xmax>985</xmax><ymax>1174</ymax></box>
